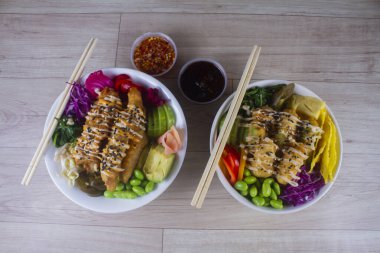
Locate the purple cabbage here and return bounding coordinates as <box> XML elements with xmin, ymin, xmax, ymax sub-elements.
<box><xmin>143</xmin><ymin>88</ymin><xmax>166</xmax><ymax>107</ymax></box>
<box><xmin>279</xmin><ymin>166</ymin><xmax>325</xmax><ymax>207</ymax></box>
<box><xmin>64</xmin><ymin>82</ymin><xmax>93</xmax><ymax>125</ymax></box>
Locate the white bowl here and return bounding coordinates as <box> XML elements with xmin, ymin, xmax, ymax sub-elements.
<box><xmin>130</xmin><ymin>32</ymin><xmax>177</xmax><ymax>77</ymax></box>
<box><xmin>210</xmin><ymin>80</ymin><xmax>343</xmax><ymax>214</ymax></box>
<box><xmin>44</xmin><ymin>68</ymin><xmax>188</xmax><ymax>213</ymax></box>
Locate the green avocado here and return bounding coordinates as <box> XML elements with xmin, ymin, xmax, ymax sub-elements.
<box><xmin>143</xmin><ymin>145</ymin><xmax>175</xmax><ymax>183</ymax></box>
<box><xmin>163</xmin><ymin>104</ymin><xmax>176</xmax><ymax>128</ymax></box>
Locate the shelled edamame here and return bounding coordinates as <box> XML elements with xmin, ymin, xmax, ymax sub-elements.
<box><xmin>233</xmin><ymin>169</ymin><xmax>283</xmax><ymax>209</ymax></box>
<box><xmin>104</xmin><ymin>169</ymin><xmax>156</xmax><ymax>199</ymax></box>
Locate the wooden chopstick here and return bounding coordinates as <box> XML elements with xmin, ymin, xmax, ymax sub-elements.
<box><xmin>195</xmin><ymin>47</ymin><xmax>261</xmax><ymax>208</ymax></box>
<box><xmin>190</xmin><ymin>46</ymin><xmax>259</xmax><ymax>207</ymax></box>
<box><xmin>191</xmin><ymin>46</ymin><xmax>261</xmax><ymax>208</ymax></box>
<box><xmin>21</xmin><ymin>38</ymin><xmax>98</xmax><ymax>186</ymax></box>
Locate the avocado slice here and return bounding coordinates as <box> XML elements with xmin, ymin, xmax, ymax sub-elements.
<box><xmin>228</xmin><ymin>119</ymin><xmax>240</xmax><ymax>146</ymax></box>
<box><xmin>143</xmin><ymin>145</ymin><xmax>175</xmax><ymax>183</ymax></box>
<box><xmin>157</xmin><ymin>105</ymin><xmax>168</xmax><ymax>137</ymax></box>
<box><xmin>163</xmin><ymin>104</ymin><xmax>176</xmax><ymax>128</ymax></box>
<box><xmin>147</xmin><ymin>110</ymin><xmax>155</xmax><ymax>138</ymax></box>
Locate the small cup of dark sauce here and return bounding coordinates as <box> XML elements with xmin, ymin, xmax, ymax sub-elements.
<box><xmin>178</xmin><ymin>58</ymin><xmax>227</xmax><ymax>104</ymax></box>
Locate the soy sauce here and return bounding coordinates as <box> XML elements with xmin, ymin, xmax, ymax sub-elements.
<box><xmin>180</xmin><ymin>61</ymin><xmax>225</xmax><ymax>103</ymax></box>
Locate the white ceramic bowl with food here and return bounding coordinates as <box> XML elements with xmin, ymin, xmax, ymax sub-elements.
<box><xmin>44</xmin><ymin>68</ymin><xmax>187</xmax><ymax>213</ymax></box>
<box><xmin>210</xmin><ymin>80</ymin><xmax>342</xmax><ymax>214</ymax></box>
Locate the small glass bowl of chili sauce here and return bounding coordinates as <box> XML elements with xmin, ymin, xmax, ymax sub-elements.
<box><xmin>178</xmin><ymin>58</ymin><xmax>227</xmax><ymax>104</ymax></box>
<box><xmin>131</xmin><ymin>32</ymin><xmax>177</xmax><ymax>76</ymax></box>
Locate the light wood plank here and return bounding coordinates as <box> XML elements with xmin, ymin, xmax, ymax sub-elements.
<box><xmin>0</xmin><ymin>0</ymin><xmax>379</xmax><ymax>18</ymax></box>
<box><xmin>117</xmin><ymin>13</ymin><xmax>380</xmax><ymax>84</ymax></box>
<box><xmin>0</xmin><ymin>14</ymin><xmax>120</xmax><ymax>79</ymax></box>
<box><xmin>1</xmin><ymin>149</ymin><xmax>380</xmax><ymax>230</ymax></box>
<box><xmin>163</xmin><ymin>229</ymin><xmax>380</xmax><ymax>253</ymax></box>
<box><xmin>0</xmin><ymin>222</ymin><xmax>162</xmax><ymax>253</ymax></box>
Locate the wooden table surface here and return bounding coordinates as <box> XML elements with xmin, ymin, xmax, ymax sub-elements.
<box><xmin>1</xmin><ymin>1</ymin><xmax>380</xmax><ymax>252</ymax></box>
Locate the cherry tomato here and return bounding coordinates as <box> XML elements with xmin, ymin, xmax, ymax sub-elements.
<box><xmin>114</xmin><ymin>74</ymin><xmax>141</xmax><ymax>94</ymax></box>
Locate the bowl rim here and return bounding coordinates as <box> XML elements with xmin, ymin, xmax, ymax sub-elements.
<box><xmin>209</xmin><ymin>79</ymin><xmax>343</xmax><ymax>214</ymax></box>
<box><xmin>177</xmin><ymin>58</ymin><xmax>228</xmax><ymax>104</ymax></box>
<box><xmin>130</xmin><ymin>32</ymin><xmax>178</xmax><ymax>77</ymax></box>
<box><xmin>44</xmin><ymin>67</ymin><xmax>188</xmax><ymax>213</ymax></box>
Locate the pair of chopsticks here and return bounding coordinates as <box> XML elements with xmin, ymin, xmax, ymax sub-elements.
<box><xmin>21</xmin><ymin>38</ymin><xmax>98</xmax><ymax>186</ymax></box>
<box><xmin>191</xmin><ymin>45</ymin><xmax>261</xmax><ymax>208</ymax></box>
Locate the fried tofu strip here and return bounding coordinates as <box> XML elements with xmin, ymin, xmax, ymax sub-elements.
<box><xmin>73</xmin><ymin>88</ymin><xmax>122</xmax><ymax>173</ymax></box>
<box><xmin>245</xmin><ymin>137</ymin><xmax>278</xmax><ymax>178</ymax></box>
<box><xmin>121</xmin><ymin>88</ymin><xmax>148</xmax><ymax>183</ymax></box>
<box><xmin>100</xmin><ymin>88</ymin><xmax>148</xmax><ymax>190</ymax></box>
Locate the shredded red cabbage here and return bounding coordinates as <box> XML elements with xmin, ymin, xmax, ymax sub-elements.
<box><xmin>279</xmin><ymin>166</ymin><xmax>325</xmax><ymax>206</ymax></box>
<box><xmin>64</xmin><ymin>82</ymin><xmax>93</xmax><ymax>125</ymax></box>
<box><xmin>85</xmin><ymin>70</ymin><xmax>113</xmax><ymax>98</ymax></box>
<box><xmin>143</xmin><ymin>88</ymin><xmax>166</xmax><ymax>107</ymax></box>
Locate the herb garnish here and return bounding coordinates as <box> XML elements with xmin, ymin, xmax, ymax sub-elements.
<box><xmin>52</xmin><ymin>116</ymin><xmax>82</xmax><ymax>148</ymax></box>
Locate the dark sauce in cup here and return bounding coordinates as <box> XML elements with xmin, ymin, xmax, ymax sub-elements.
<box><xmin>179</xmin><ymin>61</ymin><xmax>226</xmax><ymax>103</ymax></box>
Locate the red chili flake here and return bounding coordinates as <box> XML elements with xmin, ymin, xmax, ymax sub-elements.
<box><xmin>133</xmin><ymin>36</ymin><xmax>175</xmax><ymax>75</ymax></box>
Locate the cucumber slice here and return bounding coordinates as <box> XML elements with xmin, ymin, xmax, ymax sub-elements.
<box><xmin>163</xmin><ymin>104</ymin><xmax>176</xmax><ymax>128</ymax></box>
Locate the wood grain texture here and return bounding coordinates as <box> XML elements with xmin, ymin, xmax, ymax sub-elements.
<box><xmin>0</xmin><ymin>2</ymin><xmax>379</xmax><ymax>252</ymax></box>
<box><xmin>1</xmin><ymin>149</ymin><xmax>380</xmax><ymax>230</ymax></box>
<box><xmin>1</xmin><ymin>0</ymin><xmax>379</xmax><ymax>18</ymax></box>
<box><xmin>0</xmin><ymin>14</ymin><xmax>120</xmax><ymax>79</ymax></box>
<box><xmin>0</xmin><ymin>222</ymin><xmax>162</xmax><ymax>253</ymax></box>
<box><xmin>116</xmin><ymin>13</ymin><xmax>380</xmax><ymax>84</ymax></box>
<box><xmin>163</xmin><ymin>229</ymin><xmax>380</xmax><ymax>253</ymax></box>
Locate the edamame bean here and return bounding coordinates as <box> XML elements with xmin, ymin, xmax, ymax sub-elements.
<box><xmin>134</xmin><ymin>169</ymin><xmax>145</xmax><ymax>180</ymax></box>
<box><xmin>262</xmin><ymin>182</ymin><xmax>272</xmax><ymax>197</ymax></box>
<box><xmin>240</xmin><ymin>190</ymin><xmax>248</xmax><ymax>197</ymax></box>
<box><xmin>244</xmin><ymin>176</ymin><xmax>257</xmax><ymax>185</ymax></box>
<box><xmin>252</xmin><ymin>196</ymin><xmax>265</xmax><ymax>206</ymax></box>
<box><xmin>141</xmin><ymin>180</ymin><xmax>149</xmax><ymax>188</ymax></box>
<box><xmin>272</xmin><ymin>182</ymin><xmax>281</xmax><ymax>195</ymax></box>
<box><xmin>115</xmin><ymin>182</ymin><xmax>124</xmax><ymax>191</ymax></box>
<box><xmin>270</xmin><ymin>190</ymin><xmax>277</xmax><ymax>200</ymax></box>
<box><xmin>125</xmin><ymin>182</ymin><xmax>132</xmax><ymax>190</ymax></box>
<box><xmin>145</xmin><ymin>181</ymin><xmax>155</xmax><ymax>193</ymax></box>
<box><xmin>264</xmin><ymin>197</ymin><xmax>270</xmax><ymax>207</ymax></box>
<box><xmin>113</xmin><ymin>191</ymin><xmax>123</xmax><ymax>198</ymax></box>
<box><xmin>130</xmin><ymin>179</ymin><xmax>141</xmax><ymax>186</ymax></box>
<box><xmin>255</xmin><ymin>180</ymin><xmax>262</xmax><ymax>190</ymax></box>
<box><xmin>263</xmin><ymin>178</ymin><xmax>274</xmax><ymax>185</ymax></box>
<box><xmin>123</xmin><ymin>190</ymin><xmax>137</xmax><ymax>199</ymax></box>
<box><xmin>249</xmin><ymin>186</ymin><xmax>258</xmax><ymax>197</ymax></box>
<box><xmin>244</xmin><ymin>169</ymin><xmax>251</xmax><ymax>177</ymax></box>
<box><xmin>104</xmin><ymin>190</ymin><xmax>114</xmax><ymax>198</ymax></box>
<box><xmin>234</xmin><ymin>181</ymin><xmax>248</xmax><ymax>192</ymax></box>
<box><xmin>132</xmin><ymin>186</ymin><xmax>146</xmax><ymax>196</ymax></box>
<box><xmin>270</xmin><ymin>199</ymin><xmax>283</xmax><ymax>209</ymax></box>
